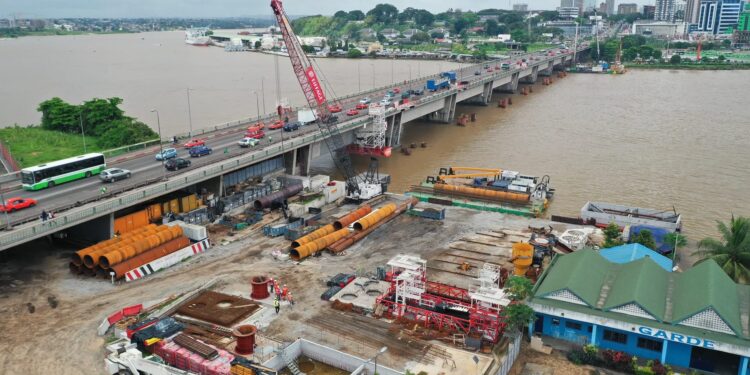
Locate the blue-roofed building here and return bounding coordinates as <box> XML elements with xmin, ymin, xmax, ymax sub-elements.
<box><xmin>599</xmin><ymin>243</ymin><xmax>675</xmax><ymax>272</ymax></box>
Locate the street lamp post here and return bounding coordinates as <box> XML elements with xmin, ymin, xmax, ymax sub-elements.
<box><xmin>390</xmin><ymin>57</ymin><xmax>394</xmax><ymax>85</ymax></box>
<box><xmin>251</xmin><ymin>91</ymin><xmax>260</xmax><ymax>119</ymax></box>
<box><xmin>357</xmin><ymin>61</ymin><xmax>361</xmax><ymax>92</ymax></box>
<box><xmin>79</xmin><ymin>111</ymin><xmax>87</xmax><ymax>154</ymax></box>
<box><xmin>186</xmin><ymin>88</ymin><xmax>194</xmax><ymax>138</ymax></box>
<box><xmin>0</xmin><ymin>185</ymin><xmax>10</xmax><ymax>230</ymax></box>
<box><xmin>150</xmin><ymin>109</ymin><xmax>166</xmax><ymax>179</ymax></box>
<box><xmin>261</xmin><ymin>78</ymin><xmax>266</xmax><ymax>115</ymax></box>
<box><xmin>370</xmin><ymin>63</ymin><xmax>376</xmax><ymax>90</ymax></box>
<box><xmin>373</xmin><ymin>346</ymin><xmax>388</xmax><ymax>375</ymax></box>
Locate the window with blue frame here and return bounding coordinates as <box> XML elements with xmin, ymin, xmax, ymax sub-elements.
<box><xmin>637</xmin><ymin>337</ymin><xmax>663</xmax><ymax>352</ymax></box>
<box><xmin>603</xmin><ymin>329</ymin><xmax>628</xmax><ymax>344</ymax></box>
<box><xmin>565</xmin><ymin>321</ymin><xmax>583</xmax><ymax>330</ymax></box>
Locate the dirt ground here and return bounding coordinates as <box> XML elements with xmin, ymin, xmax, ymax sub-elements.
<box><xmin>509</xmin><ymin>340</ymin><xmax>596</xmax><ymax>375</ymax></box>
<box><xmin>0</xmin><ymin>196</ymin><xmax>569</xmax><ymax>374</ymax></box>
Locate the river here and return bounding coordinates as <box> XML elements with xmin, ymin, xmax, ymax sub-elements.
<box><xmin>1</xmin><ymin>31</ymin><xmax>749</xmax><ymax>239</ymax></box>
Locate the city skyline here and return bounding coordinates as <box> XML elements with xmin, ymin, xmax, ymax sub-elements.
<box><xmin>0</xmin><ymin>0</ymin><xmax>660</xmax><ymax>18</ymax></box>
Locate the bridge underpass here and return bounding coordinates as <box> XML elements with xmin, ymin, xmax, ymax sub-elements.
<box><xmin>0</xmin><ymin>47</ymin><xmax>586</xmax><ymax>252</ymax></box>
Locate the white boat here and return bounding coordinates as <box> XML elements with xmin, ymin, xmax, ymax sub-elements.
<box><xmin>185</xmin><ymin>28</ymin><xmax>211</xmax><ymax>46</ymax></box>
<box><xmin>581</xmin><ymin>201</ymin><xmax>682</xmax><ymax>233</ymax></box>
<box><xmin>556</xmin><ymin>227</ymin><xmax>597</xmax><ymax>252</ymax></box>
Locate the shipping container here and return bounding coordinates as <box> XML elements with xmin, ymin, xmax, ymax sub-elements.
<box><xmin>114</xmin><ymin>210</ymin><xmax>150</xmax><ymax>235</ymax></box>
<box><xmin>169</xmin><ymin>199</ymin><xmax>180</xmax><ymax>214</ymax></box>
<box><xmin>146</xmin><ymin>203</ymin><xmax>162</xmax><ymax>222</ymax></box>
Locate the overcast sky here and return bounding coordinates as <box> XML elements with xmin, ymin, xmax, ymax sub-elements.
<box><xmin>0</xmin><ymin>0</ymin><xmax>655</xmax><ymax>18</ymax></box>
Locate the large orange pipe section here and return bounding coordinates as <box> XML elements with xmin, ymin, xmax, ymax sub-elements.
<box><xmin>99</xmin><ymin>225</ymin><xmax>183</xmax><ymax>268</ymax></box>
<box><xmin>511</xmin><ymin>242</ymin><xmax>534</xmax><ymax>276</ymax></box>
<box><xmin>330</xmin><ymin>199</ymin><xmax>416</xmax><ymax>254</ymax></box>
<box><xmin>291</xmin><ymin>224</ymin><xmax>335</xmax><ymax>248</ymax></box>
<box><xmin>353</xmin><ymin>204</ymin><xmax>397</xmax><ymax>231</ymax></box>
<box><xmin>333</xmin><ymin>205</ymin><xmax>372</xmax><ymax>230</ymax></box>
<box><xmin>433</xmin><ymin>183</ymin><xmax>529</xmax><ymax>203</ymax></box>
<box><xmin>81</xmin><ymin>225</ymin><xmax>163</xmax><ymax>268</ymax></box>
<box><xmin>109</xmin><ymin>236</ymin><xmax>191</xmax><ymax>279</ymax></box>
<box><xmin>289</xmin><ymin>228</ymin><xmax>349</xmax><ymax>261</ymax></box>
<box><xmin>72</xmin><ymin>224</ymin><xmax>158</xmax><ymax>265</ymax></box>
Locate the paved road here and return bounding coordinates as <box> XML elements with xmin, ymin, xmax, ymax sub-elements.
<box><xmin>0</xmin><ymin>49</ymin><xmax>570</xmax><ymax>229</ymax></box>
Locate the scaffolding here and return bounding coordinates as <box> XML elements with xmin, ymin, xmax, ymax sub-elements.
<box><xmin>379</xmin><ymin>255</ymin><xmax>507</xmax><ymax>343</ymax></box>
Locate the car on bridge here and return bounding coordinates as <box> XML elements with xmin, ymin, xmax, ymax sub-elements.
<box><xmin>269</xmin><ymin>120</ymin><xmax>284</xmax><ymax>130</ymax></box>
<box><xmin>155</xmin><ymin>148</ymin><xmax>178</xmax><ymax>161</ymax></box>
<box><xmin>474</xmin><ymin>70</ymin><xmax>481</xmax><ymax>75</ymax></box>
<box><xmin>183</xmin><ymin>139</ymin><xmax>205</xmax><ymax>148</ymax></box>
<box><xmin>325</xmin><ymin>115</ymin><xmax>339</xmax><ymax>124</ymax></box>
<box><xmin>379</xmin><ymin>98</ymin><xmax>392</xmax><ymax>107</ymax></box>
<box><xmin>392</xmin><ymin>88</ymin><xmax>401</xmax><ymax>94</ymax></box>
<box><xmin>188</xmin><ymin>145</ymin><xmax>213</xmax><ymax>157</ymax></box>
<box><xmin>346</xmin><ymin>109</ymin><xmax>359</xmax><ymax>116</ymax></box>
<box><xmin>165</xmin><ymin>158</ymin><xmax>191</xmax><ymax>171</ymax></box>
<box><xmin>0</xmin><ymin>197</ymin><xmax>37</xmax><ymax>213</ymax></box>
<box><xmin>355</xmin><ymin>102</ymin><xmax>368</xmax><ymax>110</ymax></box>
<box><xmin>99</xmin><ymin>168</ymin><xmax>132</xmax><ymax>183</ymax></box>
<box><xmin>245</xmin><ymin>129</ymin><xmax>265</xmax><ymax>139</ymax></box>
<box><xmin>283</xmin><ymin>122</ymin><xmax>300</xmax><ymax>132</ymax></box>
<box><xmin>247</xmin><ymin>122</ymin><xmax>265</xmax><ymax>133</ymax></box>
<box><xmin>359</xmin><ymin>97</ymin><xmax>371</xmax><ymax>104</ymax></box>
<box><xmin>411</xmin><ymin>89</ymin><xmax>424</xmax><ymax>96</ymax></box>
<box><xmin>238</xmin><ymin>137</ymin><xmax>260</xmax><ymax>148</ymax></box>
<box><xmin>327</xmin><ymin>104</ymin><xmax>342</xmax><ymax>113</ymax></box>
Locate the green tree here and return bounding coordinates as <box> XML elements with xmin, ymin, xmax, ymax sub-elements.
<box><xmin>411</xmin><ymin>31</ymin><xmax>431</xmax><ymax>43</ymax></box>
<box><xmin>722</xmin><ymin>39</ymin><xmax>732</xmax><ymax>48</ymax></box>
<box><xmin>349</xmin><ymin>10</ymin><xmax>366</xmax><ymax>21</ymax></box>
<box><xmin>664</xmin><ymin>232</ymin><xmax>688</xmax><ymax>253</ymax></box>
<box><xmin>81</xmin><ymin>98</ymin><xmax>125</xmax><ymax>136</ymax></box>
<box><xmin>500</xmin><ymin>303</ymin><xmax>536</xmax><ymax>330</ymax></box>
<box><xmin>718</xmin><ymin>55</ymin><xmax>726</xmax><ymax>62</ymax></box>
<box><xmin>347</xmin><ymin>48</ymin><xmax>363</xmax><ymax>58</ymax></box>
<box><xmin>670</xmin><ymin>54</ymin><xmax>682</xmax><ymax>64</ymax></box>
<box><xmin>694</xmin><ymin>216</ymin><xmax>750</xmax><ymax>283</ymax></box>
<box><xmin>430</xmin><ymin>31</ymin><xmax>445</xmax><ymax>39</ymax></box>
<box><xmin>485</xmin><ymin>19</ymin><xmax>500</xmax><ymax>36</ymax></box>
<box><xmin>505</xmin><ymin>276</ymin><xmax>534</xmax><ymax>300</ymax></box>
<box><xmin>367</xmin><ymin>3</ymin><xmax>399</xmax><ymax>24</ymax></box>
<box><xmin>301</xmin><ymin>44</ymin><xmax>315</xmax><ymax>53</ymax></box>
<box><xmin>254</xmin><ymin>40</ymin><xmax>261</xmax><ymax>49</ymax></box>
<box><xmin>603</xmin><ymin>222</ymin><xmax>624</xmax><ymax>248</ymax></box>
<box><xmin>453</xmin><ymin>17</ymin><xmax>470</xmax><ymax>35</ymax></box>
<box><xmin>651</xmin><ymin>49</ymin><xmax>662</xmax><ymax>60</ymax></box>
<box><xmin>414</xmin><ymin>9</ymin><xmax>435</xmax><ymax>27</ymax></box>
<box><xmin>631</xmin><ymin>229</ymin><xmax>657</xmax><ymax>250</ymax></box>
<box><xmin>334</xmin><ymin>10</ymin><xmax>349</xmax><ymax>19</ymax></box>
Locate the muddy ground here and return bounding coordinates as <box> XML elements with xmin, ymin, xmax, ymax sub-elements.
<box><xmin>0</xmin><ymin>197</ymin><xmax>579</xmax><ymax>374</ymax></box>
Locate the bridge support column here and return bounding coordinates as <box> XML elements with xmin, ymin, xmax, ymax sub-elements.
<box><xmin>429</xmin><ymin>93</ymin><xmax>457</xmax><ymax>123</ymax></box>
<box><xmin>67</xmin><ymin>213</ymin><xmax>113</xmax><ymax>243</ymax></box>
<box><xmin>522</xmin><ymin>66</ymin><xmax>539</xmax><ymax>84</ymax></box>
<box><xmin>284</xmin><ymin>148</ymin><xmax>297</xmax><ymax>175</ymax></box>
<box><xmin>296</xmin><ymin>144</ymin><xmax>311</xmax><ymax>176</ymax></box>
<box><xmin>386</xmin><ymin>112</ymin><xmax>403</xmax><ymax>148</ymax></box>
<box><xmin>539</xmin><ymin>62</ymin><xmax>554</xmax><ymax>77</ymax></box>
<box><xmin>499</xmin><ymin>72</ymin><xmax>519</xmax><ymax>93</ymax></box>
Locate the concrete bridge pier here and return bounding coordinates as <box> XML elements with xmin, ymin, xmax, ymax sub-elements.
<box><xmin>386</xmin><ymin>112</ymin><xmax>403</xmax><ymax>148</ymax></box>
<box><xmin>497</xmin><ymin>72</ymin><xmax>520</xmax><ymax>93</ymax></box>
<box><xmin>539</xmin><ymin>61</ymin><xmax>554</xmax><ymax>77</ymax></box>
<box><xmin>522</xmin><ymin>66</ymin><xmax>539</xmax><ymax>84</ymax></box>
<box><xmin>283</xmin><ymin>145</ymin><xmax>311</xmax><ymax>176</ymax></box>
<box><xmin>427</xmin><ymin>93</ymin><xmax>458</xmax><ymax>123</ymax></box>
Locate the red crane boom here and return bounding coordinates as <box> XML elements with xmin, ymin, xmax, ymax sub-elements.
<box><xmin>270</xmin><ymin>0</ymin><xmax>361</xmax><ymax>195</ymax></box>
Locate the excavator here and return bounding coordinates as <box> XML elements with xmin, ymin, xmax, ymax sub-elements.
<box><xmin>270</xmin><ymin>0</ymin><xmax>387</xmax><ymax>201</ymax></box>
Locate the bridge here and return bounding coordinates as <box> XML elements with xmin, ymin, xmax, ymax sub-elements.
<box><xmin>0</xmin><ymin>46</ymin><xmax>588</xmax><ymax>252</ymax></box>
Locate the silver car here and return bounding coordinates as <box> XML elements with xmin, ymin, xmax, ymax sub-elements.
<box><xmin>100</xmin><ymin>168</ymin><xmax>131</xmax><ymax>183</ymax></box>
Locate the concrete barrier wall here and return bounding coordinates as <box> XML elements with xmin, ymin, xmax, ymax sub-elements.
<box><xmin>262</xmin><ymin>339</ymin><xmax>403</xmax><ymax>375</ymax></box>
<box><xmin>495</xmin><ymin>333</ymin><xmax>522</xmax><ymax>375</ymax></box>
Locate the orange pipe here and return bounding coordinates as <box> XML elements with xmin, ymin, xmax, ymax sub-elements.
<box><xmin>100</xmin><ymin>226</ymin><xmax>183</xmax><ymax>268</ymax></box>
<box><xmin>291</xmin><ymin>224</ymin><xmax>335</xmax><ymax>248</ymax></box>
<box><xmin>433</xmin><ymin>183</ymin><xmax>529</xmax><ymax>203</ymax></box>
<box><xmin>73</xmin><ymin>224</ymin><xmax>157</xmax><ymax>265</ymax></box>
<box><xmin>290</xmin><ymin>228</ymin><xmax>349</xmax><ymax>261</ymax></box>
<box><xmin>353</xmin><ymin>204</ymin><xmax>397</xmax><ymax>231</ymax></box>
<box><xmin>330</xmin><ymin>199</ymin><xmax>416</xmax><ymax>253</ymax></box>
<box><xmin>109</xmin><ymin>236</ymin><xmax>191</xmax><ymax>279</ymax></box>
<box><xmin>83</xmin><ymin>225</ymin><xmax>176</xmax><ymax>268</ymax></box>
<box><xmin>333</xmin><ymin>205</ymin><xmax>372</xmax><ymax>230</ymax></box>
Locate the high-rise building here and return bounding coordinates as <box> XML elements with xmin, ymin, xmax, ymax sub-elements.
<box><xmin>643</xmin><ymin>5</ymin><xmax>657</xmax><ymax>18</ymax></box>
<box><xmin>698</xmin><ymin>0</ymin><xmax>742</xmax><ymax>34</ymax></box>
<box><xmin>685</xmin><ymin>0</ymin><xmax>702</xmax><ymax>23</ymax></box>
<box><xmin>561</xmin><ymin>0</ymin><xmax>574</xmax><ymax>7</ymax></box>
<box><xmin>606</xmin><ymin>0</ymin><xmax>616</xmax><ymax>14</ymax></box>
<box><xmin>618</xmin><ymin>3</ymin><xmax>639</xmax><ymax>14</ymax></box>
<box><xmin>576</xmin><ymin>0</ymin><xmax>586</xmax><ymax>14</ymax></box>
<box><xmin>513</xmin><ymin>3</ymin><xmax>529</xmax><ymax>11</ymax></box>
<box><xmin>599</xmin><ymin>2</ymin><xmax>608</xmax><ymax>13</ymax></box>
<box><xmin>738</xmin><ymin>3</ymin><xmax>750</xmax><ymax>31</ymax></box>
<box><xmin>558</xmin><ymin>6</ymin><xmax>582</xmax><ymax>18</ymax></box>
<box><xmin>655</xmin><ymin>0</ymin><xmax>677</xmax><ymax>20</ymax></box>
<box><xmin>675</xmin><ymin>0</ymin><xmax>687</xmax><ymax>20</ymax></box>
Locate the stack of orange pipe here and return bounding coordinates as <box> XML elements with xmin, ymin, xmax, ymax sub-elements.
<box><xmin>291</xmin><ymin>224</ymin><xmax>335</xmax><ymax>248</ymax></box>
<box><xmin>329</xmin><ymin>199</ymin><xmax>416</xmax><ymax>254</ymax></box>
<box><xmin>71</xmin><ymin>224</ymin><xmax>158</xmax><ymax>266</ymax></box>
<box><xmin>352</xmin><ymin>204</ymin><xmax>397</xmax><ymax>231</ymax></box>
<box><xmin>333</xmin><ymin>205</ymin><xmax>372</xmax><ymax>230</ymax></box>
<box><xmin>99</xmin><ymin>225</ymin><xmax>183</xmax><ymax>268</ymax></box>
<box><xmin>433</xmin><ymin>183</ymin><xmax>529</xmax><ymax>203</ymax></box>
<box><xmin>109</xmin><ymin>236</ymin><xmax>191</xmax><ymax>279</ymax></box>
<box><xmin>289</xmin><ymin>228</ymin><xmax>349</xmax><ymax>261</ymax></box>
<box><xmin>83</xmin><ymin>226</ymin><xmax>161</xmax><ymax>268</ymax></box>
<box><xmin>291</xmin><ymin>205</ymin><xmax>372</xmax><ymax>248</ymax></box>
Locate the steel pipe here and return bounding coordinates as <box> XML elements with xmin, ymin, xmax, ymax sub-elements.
<box><xmin>290</xmin><ymin>228</ymin><xmax>349</xmax><ymax>261</ymax></box>
<box><xmin>253</xmin><ymin>184</ymin><xmax>303</xmax><ymax>210</ymax></box>
<box><xmin>433</xmin><ymin>183</ymin><xmax>529</xmax><ymax>203</ymax></box>
<box><xmin>291</xmin><ymin>223</ymin><xmax>335</xmax><ymax>248</ymax></box>
<box><xmin>333</xmin><ymin>205</ymin><xmax>372</xmax><ymax>230</ymax></box>
<box><xmin>353</xmin><ymin>204</ymin><xmax>397</xmax><ymax>231</ymax></box>
<box><xmin>109</xmin><ymin>236</ymin><xmax>191</xmax><ymax>279</ymax></box>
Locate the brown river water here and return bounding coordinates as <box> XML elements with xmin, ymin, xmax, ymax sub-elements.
<box><xmin>1</xmin><ymin>31</ymin><xmax>749</xmax><ymax>239</ymax></box>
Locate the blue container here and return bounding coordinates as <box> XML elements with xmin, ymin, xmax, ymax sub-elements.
<box><xmin>630</xmin><ymin>225</ymin><xmax>671</xmax><ymax>254</ymax></box>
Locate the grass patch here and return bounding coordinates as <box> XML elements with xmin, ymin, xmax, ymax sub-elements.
<box><xmin>526</xmin><ymin>43</ymin><xmax>554</xmax><ymax>52</ymax></box>
<box><xmin>0</xmin><ymin>127</ymin><xmax>102</xmax><ymax>168</ymax></box>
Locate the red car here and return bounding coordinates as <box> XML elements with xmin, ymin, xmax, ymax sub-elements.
<box><xmin>393</xmin><ymin>87</ymin><xmax>401</xmax><ymax>94</ymax></box>
<box><xmin>346</xmin><ymin>109</ymin><xmax>359</xmax><ymax>116</ymax></box>
<box><xmin>183</xmin><ymin>139</ymin><xmax>205</xmax><ymax>148</ymax></box>
<box><xmin>327</xmin><ymin>104</ymin><xmax>342</xmax><ymax>113</ymax></box>
<box><xmin>245</xmin><ymin>129</ymin><xmax>265</xmax><ymax>139</ymax></box>
<box><xmin>269</xmin><ymin>120</ymin><xmax>284</xmax><ymax>130</ymax></box>
<box><xmin>355</xmin><ymin>103</ymin><xmax>368</xmax><ymax>110</ymax></box>
<box><xmin>247</xmin><ymin>122</ymin><xmax>265</xmax><ymax>133</ymax></box>
<box><xmin>0</xmin><ymin>197</ymin><xmax>37</xmax><ymax>213</ymax></box>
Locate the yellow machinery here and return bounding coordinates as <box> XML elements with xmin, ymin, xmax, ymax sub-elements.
<box><xmin>430</xmin><ymin>166</ymin><xmax>502</xmax><ymax>184</ymax></box>
<box><xmin>511</xmin><ymin>242</ymin><xmax>534</xmax><ymax>276</ymax></box>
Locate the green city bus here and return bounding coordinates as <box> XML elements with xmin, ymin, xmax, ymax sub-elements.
<box><xmin>21</xmin><ymin>153</ymin><xmax>107</xmax><ymax>190</ymax></box>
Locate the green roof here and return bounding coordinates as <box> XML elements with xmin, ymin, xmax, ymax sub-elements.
<box><xmin>531</xmin><ymin>249</ymin><xmax>750</xmax><ymax>341</ymax></box>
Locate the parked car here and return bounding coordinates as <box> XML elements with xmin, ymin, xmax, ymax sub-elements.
<box><xmin>238</xmin><ymin>137</ymin><xmax>260</xmax><ymax>148</ymax></box>
<box><xmin>245</xmin><ymin>129</ymin><xmax>265</xmax><ymax>139</ymax></box>
<box><xmin>346</xmin><ymin>109</ymin><xmax>359</xmax><ymax>116</ymax></box>
<box><xmin>269</xmin><ymin>120</ymin><xmax>284</xmax><ymax>130</ymax></box>
<box><xmin>359</xmin><ymin>97</ymin><xmax>371</xmax><ymax>104</ymax></box>
<box><xmin>183</xmin><ymin>139</ymin><xmax>205</xmax><ymax>148</ymax></box>
<box><xmin>188</xmin><ymin>145</ymin><xmax>212</xmax><ymax>157</ymax></box>
<box><xmin>325</xmin><ymin>115</ymin><xmax>339</xmax><ymax>124</ymax></box>
<box><xmin>327</xmin><ymin>104</ymin><xmax>342</xmax><ymax>113</ymax></box>
<box><xmin>0</xmin><ymin>197</ymin><xmax>37</xmax><ymax>213</ymax></box>
<box><xmin>155</xmin><ymin>148</ymin><xmax>177</xmax><ymax>161</ymax></box>
<box><xmin>355</xmin><ymin>102</ymin><xmax>369</xmax><ymax>110</ymax></box>
<box><xmin>165</xmin><ymin>158</ymin><xmax>191</xmax><ymax>171</ymax></box>
<box><xmin>99</xmin><ymin>168</ymin><xmax>132</xmax><ymax>183</ymax></box>
<box><xmin>283</xmin><ymin>122</ymin><xmax>300</xmax><ymax>132</ymax></box>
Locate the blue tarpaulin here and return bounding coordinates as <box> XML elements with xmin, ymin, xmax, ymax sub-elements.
<box><xmin>599</xmin><ymin>243</ymin><xmax>674</xmax><ymax>272</ymax></box>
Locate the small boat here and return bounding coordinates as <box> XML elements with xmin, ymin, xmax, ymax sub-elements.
<box><xmin>581</xmin><ymin>201</ymin><xmax>682</xmax><ymax>233</ymax></box>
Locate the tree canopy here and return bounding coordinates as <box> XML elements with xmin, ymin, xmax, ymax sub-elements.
<box><xmin>695</xmin><ymin>216</ymin><xmax>750</xmax><ymax>283</ymax></box>
<box><xmin>367</xmin><ymin>3</ymin><xmax>399</xmax><ymax>24</ymax></box>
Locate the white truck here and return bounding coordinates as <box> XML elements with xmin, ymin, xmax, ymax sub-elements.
<box><xmin>297</xmin><ymin>109</ymin><xmax>317</xmax><ymax>125</ymax></box>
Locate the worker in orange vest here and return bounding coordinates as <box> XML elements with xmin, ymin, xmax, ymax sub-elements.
<box><xmin>282</xmin><ymin>285</ymin><xmax>289</xmax><ymax>300</ymax></box>
<box><xmin>274</xmin><ymin>282</ymin><xmax>281</xmax><ymax>296</ymax></box>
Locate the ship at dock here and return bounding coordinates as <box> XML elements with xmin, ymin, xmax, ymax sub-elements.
<box><xmin>184</xmin><ymin>28</ymin><xmax>211</xmax><ymax>46</ymax></box>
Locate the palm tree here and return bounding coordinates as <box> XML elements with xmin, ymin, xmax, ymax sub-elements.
<box><xmin>694</xmin><ymin>216</ymin><xmax>750</xmax><ymax>283</ymax></box>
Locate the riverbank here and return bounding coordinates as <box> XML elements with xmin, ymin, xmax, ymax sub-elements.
<box><xmin>626</xmin><ymin>63</ymin><xmax>750</xmax><ymax>70</ymax></box>
<box><xmin>0</xmin><ymin>29</ymin><xmax>132</xmax><ymax>38</ymax></box>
